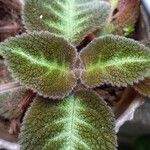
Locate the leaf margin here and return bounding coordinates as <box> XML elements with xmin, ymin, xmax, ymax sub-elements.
<box><xmin>22</xmin><ymin>0</ymin><xmax>111</xmax><ymax>45</ymax></box>
<box><xmin>1</xmin><ymin>31</ymin><xmax>78</xmax><ymax>99</ymax></box>
<box><xmin>19</xmin><ymin>89</ymin><xmax>117</xmax><ymax>150</ymax></box>
<box><xmin>79</xmin><ymin>35</ymin><xmax>150</xmax><ymax>88</ymax></box>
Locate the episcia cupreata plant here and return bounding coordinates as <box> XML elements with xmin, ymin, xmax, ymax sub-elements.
<box><xmin>0</xmin><ymin>0</ymin><xmax>150</xmax><ymax>149</ymax></box>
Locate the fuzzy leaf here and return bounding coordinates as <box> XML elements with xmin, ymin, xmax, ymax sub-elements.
<box><xmin>1</xmin><ymin>32</ymin><xmax>77</xmax><ymax>98</ymax></box>
<box><xmin>23</xmin><ymin>0</ymin><xmax>111</xmax><ymax>45</ymax></box>
<box><xmin>134</xmin><ymin>77</ymin><xmax>150</xmax><ymax>97</ymax></box>
<box><xmin>80</xmin><ymin>35</ymin><xmax>150</xmax><ymax>87</ymax></box>
<box><xmin>0</xmin><ymin>87</ymin><xmax>27</xmax><ymax>119</ymax></box>
<box><xmin>20</xmin><ymin>89</ymin><xmax>117</xmax><ymax>150</ymax></box>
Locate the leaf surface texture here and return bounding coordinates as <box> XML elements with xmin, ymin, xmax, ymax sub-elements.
<box><xmin>20</xmin><ymin>90</ymin><xmax>117</xmax><ymax>150</ymax></box>
<box><xmin>80</xmin><ymin>35</ymin><xmax>150</xmax><ymax>87</ymax></box>
<box><xmin>2</xmin><ymin>32</ymin><xmax>77</xmax><ymax>98</ymax></box>
<box><xmin>24</xmin><ymin>0</ymin><xmax>111</xmax><ymax>45</ymax></box>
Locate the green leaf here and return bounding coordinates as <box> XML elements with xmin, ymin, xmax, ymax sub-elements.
<box><xmin>1</xmin><ymin>32</ymin><xmax>77</xmax><ymax>98</ymax></box>
<box><xmin>134</xmin><ymin>77</ymin><xmax>150</xmax><ymax>97</ymax></box>
<box><xmin>80</xmin><ymin>35</ymin><xmax>150</xmax><ymax>87</ymax></box>
<box><xmin>123</xmin><ymin>26</ymin><xmax>135</xmax><ymax>37</ymax></box>
<box><xmin>100</xmin><ymin>23</ymin><xmax>115</xmax><ymax>36</ymax></box>
<box><xmin>20</xmin><ymin>89</ymin><xmax>117</xmax><ymax>150</ymax></box>
<box><xmin>0</xmin><ymin>87</ymin><xmax>27</xmax><ymax>119</ymax></box>
<box><xmin>23</xmin><ymin>0</ymin><xmax>111</xmax><ymax>45</ymax></box>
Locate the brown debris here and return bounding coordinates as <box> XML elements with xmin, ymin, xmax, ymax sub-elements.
<box><xmin>94</xmin><ymin>84</ymin><xmax>124</xmax><ymax>107</ymax></box>
<box><xmin>111</xmin><ymin>0</ymin><xmax>141</xmax><ymax>35</ymax></box>
<box><xmin>9</xmin><ymin>118</ymin><xmax>20</xmax><ymax>135</ymax></box>
<box><xmin>0</xmin><ymin>0</ymin><xmax>25</xmax><ymax>42</ymax></box>
<box><xmin>0</xmin><ymin>60</ymin><xmax>13</xmax><ymax>84</ymax></box>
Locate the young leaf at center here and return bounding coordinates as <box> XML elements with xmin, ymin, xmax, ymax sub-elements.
<box><xmin>23</xmin><ymin>0</ymin><xmax>111</xmax><ymax>45</ymax></box>
<box><xmin>1</xmin><ymin>32</ymin><xmax>77</xmax><ymax>98</ymax></box>
<box><xmin>80</xmin><ymin>35</ymin><xmax>150</xmax><ymax>87</ymax></box>
<box><xmin>20</xmin><ymin>89</ymin><xmax>117</xmax><ymax>150</ymax></box>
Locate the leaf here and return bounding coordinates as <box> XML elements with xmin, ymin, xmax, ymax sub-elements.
<box><xmin>23</xmin><ymin>0</ymin><xmax>111</xmax><ymax>45</ymax></box>
<box><xmin>80</xmin><ymin>35</ymin><xmax>150</xmax><ymax>87</ymax></box>
<box><xmin>123</xmin><ymin>26</ymin><xmax>135</xmax><ymax>37</ymax></box>
<box><xmin>20</xmin><ymin>89</ymin><xmax>117</xmax><ymax>150</ymax></box>
<box><xmin>0</xmin><ymin>87</ymin><xmax>27</xmax><ymax>119</ymax></box>
<box><xmin>1</xmin><ymin>32</ymin><xmax>77</xmax><ymax>98</ymax></box>
<box><xmin>134</xmin><ymin>77</ymin><xmax>150</xmax><ymax>97</ymax></box>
